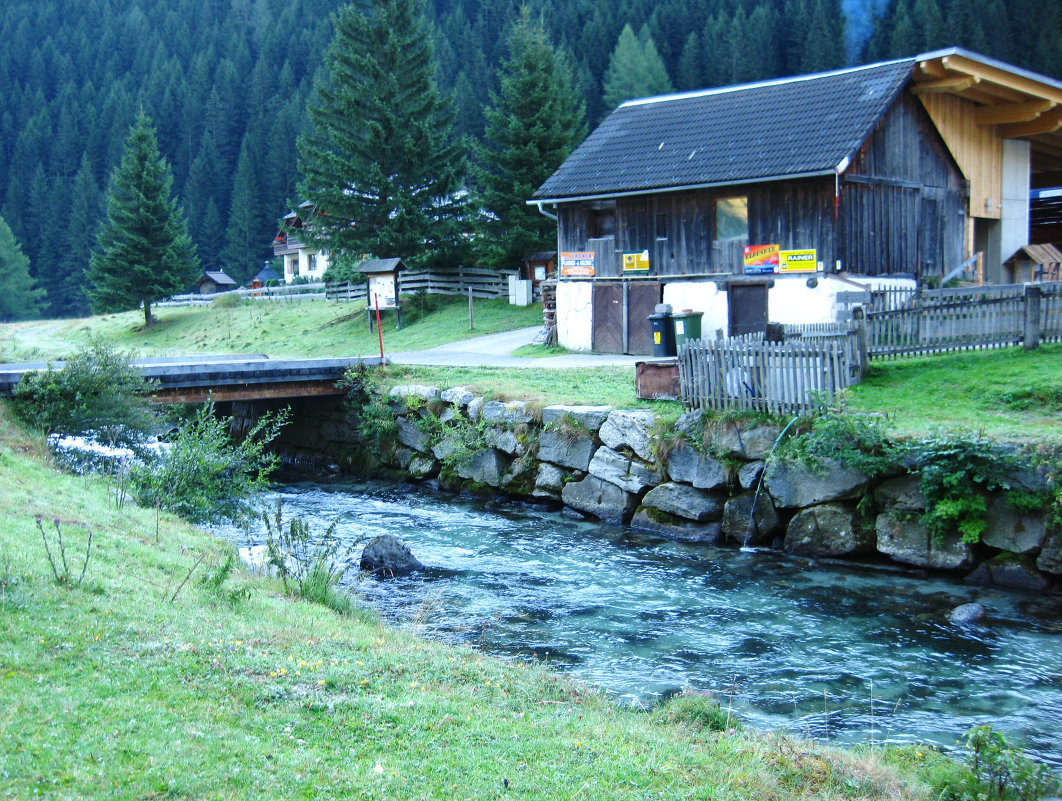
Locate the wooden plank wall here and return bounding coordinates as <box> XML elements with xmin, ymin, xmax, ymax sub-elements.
<box><xmin>918</xmin><ymin>92</ymin><xmax>1003</xmax><ymax>220</ymax></box>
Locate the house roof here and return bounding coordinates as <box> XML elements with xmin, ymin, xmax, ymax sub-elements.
<box><xmin>359</xmin><ymin>258</ymin><xmax>405</xmax><ymax>274</ymax></box>
<box><xmin>199</xmin><ymin>270</ymin><xmax>237</xmax><ymax>286</ymax></box>
<box><xmin>254</xmin><ymin>265</ymin><xmax>281</xmax><ymax>283</ymax></box>
<box><xmin>1004</xmin><ymin>243</ymin><xmax>1062</xmax><ymax>265</ymax></box>
<box><xmin>533</xmin><ymin>58</ymin><xmax>916</xmax><ymax>202</ymax></box>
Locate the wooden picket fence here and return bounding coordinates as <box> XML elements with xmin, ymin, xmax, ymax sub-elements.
<box><xmin>865</xmin><ymin>281</ymin><xmax>1062</xmax><ymax>358</ymax></box>
<box><xmin>678</xmin><ymin>282</ymin><xmax>1062</xmax><ymax>413</ymax></box>
<box><xmin>159</xmin><ymin>282</ymin><xmax>326</xmax><ymax>307</ymax></box>
<box><xmin>679</xmin><ymin>332</ymin><xmax>858</xmax><ymax>415</ymax></box>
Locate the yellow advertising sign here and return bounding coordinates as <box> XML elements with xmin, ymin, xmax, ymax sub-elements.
<box><xmin>779</xmin><ymin>249</ymin><xmax>818</xmax><ymax>273</ymax></box>
<box><xmin>623</xmin><ymin>250</ymin><xmax>650</xmax><ymax>273</ymax></box>
<box><xmin>743</xmin><ymin>244</ymin><xmax>779</xmax><ymax>274</ymax></box>
<box><xmin>560</xmin><ymin>251</ymin><xmax>595</xmax><ymax>277</ymax></box>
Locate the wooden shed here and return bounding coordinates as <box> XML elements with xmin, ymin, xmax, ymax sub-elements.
<box><xmin>531</xmin><ymin>48</ymin><xmax>1062</xmax><ymax>353</ymax></box>
<box><xmin>1003</xmin><ymin>243</ymin><xmax>1062</xmax><ymax>282</ymax></box>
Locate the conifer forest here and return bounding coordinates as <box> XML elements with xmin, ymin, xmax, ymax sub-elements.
<box><xmin>2</xmin><ymin>0</ymin><xmax>1061</xmax><ymax>320</ymax></box>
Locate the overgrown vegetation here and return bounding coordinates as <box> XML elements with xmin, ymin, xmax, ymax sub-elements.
<box><xmin>338</xmin><ymin>362</ymin><xmax>399</xmax><ymax>456</ymax></box>
<box><xmin>131</xmin><ymin>402</ymin><xmax>288</xmax><ymax>525</ymax></box>
<box><xmin>783</xmin><ymin>408</ymin><xmax>904</xmax><ymax>480</ymax></box>
<box><xmin>11</xmin><ymin>339</ymin><xmax>158</xmax><ymax>449</ymax></box>
<box><xmin>909</xmin><ymin>432</ymin><xmax>1015</xmax><ymax>544</ymax></box>
<box><xmin>263</xmin><ymin>498</ymin><xmax>357</xmax><ymax>616</ymax></box>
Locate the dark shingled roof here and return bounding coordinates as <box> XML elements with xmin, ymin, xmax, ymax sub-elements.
<box><xmin>534</xmin><ymin>59</ymin><xmax>916</xmax><ymax>201</ymax></box>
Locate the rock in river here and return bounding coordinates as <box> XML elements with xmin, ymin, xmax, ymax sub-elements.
<box><xmin>360</xmin><ymin>535</ymin><xmax>424</xmax><ymax>576</ymax></box>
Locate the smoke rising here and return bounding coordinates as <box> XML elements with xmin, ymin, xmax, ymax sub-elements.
<box><xmin>842</xmin><ymin>0</ymin><xmax>891</xmax><ymax>62</ymax></box>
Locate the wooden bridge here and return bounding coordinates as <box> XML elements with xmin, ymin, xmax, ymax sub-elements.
<box><xmin>0</xmin><ymin>355</ymin><xmax>383</xmax><ymax>404</ymax></box>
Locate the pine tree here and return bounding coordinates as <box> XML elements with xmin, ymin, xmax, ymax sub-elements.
<box><xmin>602</xmin><ymin>23</ymin><xmax>674</xmax><ymax>110</ymax></box>
<box><xmin>222</xmin><ymin>136</ymin><xmax>264</xmax><ymax>281</ymax></box>
<box><xmin>87</xmin><ymin>112</ymin><xmax>199</xmax><ymax>327</ymax></box>
<box><xmin>0</xmin><ymin>214</ymin><xmax>45</xmax><ymax>322</ymax></box>
<box><xmin>472</xmin><ymin>10</ymin><xmax>587</xmax><ymax>272</ymax></box>
<box><xmin>296</xmin><ymin>0</ymin><xmax>464</xmax><ymax>267</ymax></box>
<box><xmin>57</xmin><ymin>152</ymin><xmax>101</xmax><ymax>317</ymax></box>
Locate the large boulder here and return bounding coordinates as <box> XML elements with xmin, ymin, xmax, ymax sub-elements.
<box><xmin>949</xmin><ymin>603</ymin><xmax>987</xmax><ymax>625</ymax></box>
<box><xmin>666</xmin><ymin>443</ymin><xmax>729</xmax><ymax>490</ymax></box>
<box><xmin>1036</xmin><ymin>531</ymin><xmax>1062</xmax><ymax>576</ymax></box>
<box><xmin>538</xmin><ymin>430</ymin><xmax>596</xmax><ymax>472</ymax></box>
<box><xmin>875</xmin><ymin>512</ymin><xmax>974</xmax><ymax>570</ymax></box>
<box><xmin>874</xmin><ymin>475</ymin><xmax>927</xmax><ymax>512</ymax></box>
<box><xmin>561</xmin><ymin>475</ymin><xmax>637</xmax><ymax>525</ymax></box>
<box><xmin>532</xmin><ymin>463</ymin><xmax>565</xmax><ymax>500</ymax></box>
<box><xmin>407</xmin><ymin>455</ymin><xmax>437</xmax><ymax>479</ymax></box>
<box><xmin>965</xmin><ymin>555</ymin><xmax>1051</xmax><ymax>592</ymax></box>
<box><xmin>542</xmin><ymin>405</ymin><xmax>612</xmax><ymax>432</ymax></box>
<box><xmin>784</xmin><ymin>504</ymin><xmax>867</xmax><ymax>557</ymax></box>
<box><xmin>466</xmin><ymin>396</ymin><xmax>486</xmax><ymax>422</ymax></box>
<box><xmin>722</xmin><ymin>491</ymin><xmax>780</xmax><ymax>547</ymax></box>
<box><xmin>708</xmin><ymin>422</ymin><xmax>780</xmax><ymax>461</ymax></box>
<box><xmin>481</xmin><ymin>400</ymin><xmax>533</xmax><ymax>425</ymax></box>
<box><xmin>641</xmin><ymin>483</ymin><xmax>723</xmax><ymax>522</ymax></box>
<box><xmin>630</xmin><ymin>508</ymin><xmax>723</xmax><ymax>544</ymax></box>
<box><xmin>487</xmin><ymin>428</ymin><xmax>522</xmax><ymax>456</ymax></box>
<box><xmin>360</xmin><ymin>535</ymin><xmax>423</xmax><ymax>575</ymax></box>
<box><xmin>598</xmin><ymin>409</ymin><xmax>656</xmax><ymax>462</ymax></box>
<box><xmin>440</xmin><ymin>386</ymin><xmax>476</xmax><ymax>408</ymax></box>
<box><xmin>388</xmin><ymin>385</ymin><xmax>441</xmax><ymax>403</ymax></box>
<box><xmin>588</xmin><ymin>446</ymin><xmax>660</xmax><ymax>494</ymax></box>
<box><xmin>982</xmin><ymin>496</ymin><xmax>1048</xmax><ymax>555</ymax></box>
<box><xmin>456</xmin><ymin>449</ymin><xmax>509</xmax><ymax>487</ymax></box>
<box><xmin>764</xmin><ymin>458</ymin><xmax>868</xmax><ymax>509</ymax></box>
<box><xmin>738</xmin><ymin>461</ymin><xmax>764</xmax><ymax>490</ymax></box>
<box><xmin>396</xmin><ymin>417</ymin><xmax>428</xmax><ymax>453</ymax></box>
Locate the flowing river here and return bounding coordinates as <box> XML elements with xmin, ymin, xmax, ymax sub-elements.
<box><xmin>221</xmin><ymin>481</ymin><xmax>1062</xmax><ymax>767</ymax></box>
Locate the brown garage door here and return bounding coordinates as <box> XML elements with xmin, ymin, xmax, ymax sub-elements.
<box><xmin>592</xmin><ymin>282</ymin><xmax>623</xmax><ymax>354</ymax></box>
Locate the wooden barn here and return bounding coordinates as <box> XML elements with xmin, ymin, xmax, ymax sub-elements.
<box><xmin>531</xmin><ymin>49</ymin><xmax>1062</xmax><ymax>353</ymax></box>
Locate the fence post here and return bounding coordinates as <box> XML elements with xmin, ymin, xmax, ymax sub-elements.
<box><xmin>852</xmin><ymin>306</ymin><xmax>869</xmax><ymax>376</ymax></box>
<box><xmin>1024</xmin><ymin>284</ymin><xmax>1042</xmax><ymax>350</ymax></box>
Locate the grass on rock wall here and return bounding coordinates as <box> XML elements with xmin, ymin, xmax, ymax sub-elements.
<box><xmin>0</xmin><ymin>402</ymin><xmax>959</xmax><ymax>800</ymax></box>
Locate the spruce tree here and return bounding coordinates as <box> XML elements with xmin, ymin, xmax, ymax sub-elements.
<box><xmin>472</xmin><ymin>10</ymin><xmax>586</xmax><ymax>272</ymax></box>
<box><xmin>87</xmin><ymin>112</ymin><xmax>199</xmax><ymax>327</ymax></box>
<box><xmin>602</xmin><ymin>23</ymin><xmax>674</xmax><ymax>110</ymax></box>
<box><xmin>0</xmin><ymin>214</ymin><xmax>45</xmax><ymax>322</ymax></box>
<box><xmin>296</xmin><ymin>0</ymin><xmax>464</xmax><ymax>267</ymax></box>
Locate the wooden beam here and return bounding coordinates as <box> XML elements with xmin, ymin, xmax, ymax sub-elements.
<box><xmin>917</xmin><ymin>60</ymin><xmax>951</xmax><ymax>80</ymax></box>
<box><xmin>910</xmin><ymin>76</ymin><xmax>978</xmax><ymax>95</ymax></box>
<box><xmin>940</xmin><ymin>54</ymin><xmax>1062</xmax><ymax>104</ymax></box>
<box><xmin>1000</xmin><ymin>109</ymin><xmax>1062</xmax><ymax>138</ymax></box>
<box><xmin>975</xmin><ymin>100</ymin><xmax>1055</xmax><ymax>125</ymax></box>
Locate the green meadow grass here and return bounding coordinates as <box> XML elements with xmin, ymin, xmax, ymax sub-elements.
<box><xmin>0</xmin><ymin>403</ymin><xmax>957</xmax><ymax>800</ymax></box>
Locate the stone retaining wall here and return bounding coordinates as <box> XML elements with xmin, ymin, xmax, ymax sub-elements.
<box><xmin>233</xmin><ymin>386</ymin><xmax>1061</xmax><ymax>594</ymax></box>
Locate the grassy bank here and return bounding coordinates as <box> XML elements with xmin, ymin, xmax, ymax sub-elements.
<box><xmin>0</xmin><ymin>404</ymin><xmax>963</xmax><ymax>800</ymax></box>
<box><xmin>0</xmin><ymin>296</ymin><xmax>543</xmax><ymax>363</ymax></box>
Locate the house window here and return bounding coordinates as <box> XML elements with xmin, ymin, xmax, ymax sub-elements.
<box><xmin>308</xmin><ymin>253</ymin><xmax>318</xmax><ymax>273</ymax></box>
<box><xmin>715</xmin><ymin>196</ymin><xmax>748</xmax><ymax>240</ymax></box>
<box><xmin>589</xmin><ymin>201</ymin><xmax>616</xmax><ymax>238</ymax></box>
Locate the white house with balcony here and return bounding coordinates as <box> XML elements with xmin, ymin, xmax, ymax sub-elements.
<box><xmin>272</xmin><ymin>202</ymin><xmax>331</xmax><ymax>282</ymax></box>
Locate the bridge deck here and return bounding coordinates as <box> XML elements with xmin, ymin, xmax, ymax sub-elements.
<box><xmin>0</xmin><ymin>356</ymin><xmax>384</xmax><ymax>403</ymax></box>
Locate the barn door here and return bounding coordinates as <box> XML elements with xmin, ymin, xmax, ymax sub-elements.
<box><xmin>728</xmin><ymin>283</ymin><xmax>769</xmax><ymax>337</ymax></box>
<box><xmin>627</xmin><ymin>281</ymin><xmax>662</xmax><ymax>355</ymax></box>
<box><xmin>592</xmin><ymin>282</ymin><xmax>623</xmax><ymax>353</ymax></box>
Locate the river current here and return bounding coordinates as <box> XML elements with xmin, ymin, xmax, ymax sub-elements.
<box><xmin>220</xmin><ymin>481</ymin><xmax>1062</xmax><ymax>767</ymax></box>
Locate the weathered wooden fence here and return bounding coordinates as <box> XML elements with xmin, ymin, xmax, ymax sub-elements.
<box><xmin>865</xmin><ymin>282</ymin><xmax>1062</xmax><ymax>358</ymax></box>
<box><xmin>159</xmin><ymin>282</ymin><xmax>327</xmax><ymax>307</ymax></box>
<box><xmin>326</xmin><ymin>266</ymin><xmax>540</xmax><ymax>302</ymax></box>
<box><xmin>679</xmin><ymin>333</ymin><xmax>858</xmax><ymax>415</ymax></box>
<box><xmin>679</xmin><ymin>282</ymin><xmax>1062</xmax><ymax>412</ymax></box>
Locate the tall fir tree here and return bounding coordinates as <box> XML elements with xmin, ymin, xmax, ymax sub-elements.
<box><xmin>57</xmin><ymin>152</ymin><xmax>101</xmax><ymax>317</ymax></box>
<box><xmin>296</xmin><ymin>0</ymin><xmax>464</xmax><ymax>268</ymax></box>
<box><xmin>602</xmin><ymin>23</ymin><xmax>673</xmax><ymax>111</ymax></box>
<box><xmin>222</xmin><ymin>136</ymin><xmax>265</xmax><ymax>280</ymax></box>
<box><xmin>0</xmin><ymin>214</ymin><xmax>45</xmax><ymax>322</ymax></box>
<box><xmin>87</xmin><ymin>112</ymin><xmax>199</xmax><ymax>327</ymax></box>
<box><xmin>472</xmin><ymin>10</ymin><xmax>586</xmax><ymax>272</ymax></box>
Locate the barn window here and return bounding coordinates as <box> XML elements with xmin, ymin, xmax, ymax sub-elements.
<box><xmin>715</xmin><ymin>196</ymin><xmax>748</xmax><ymax>240</ymax></box>
<box><xmin>655</xmin><ymin>213</ymin><xmax>667</xmax><ymax>240</ymax></box>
